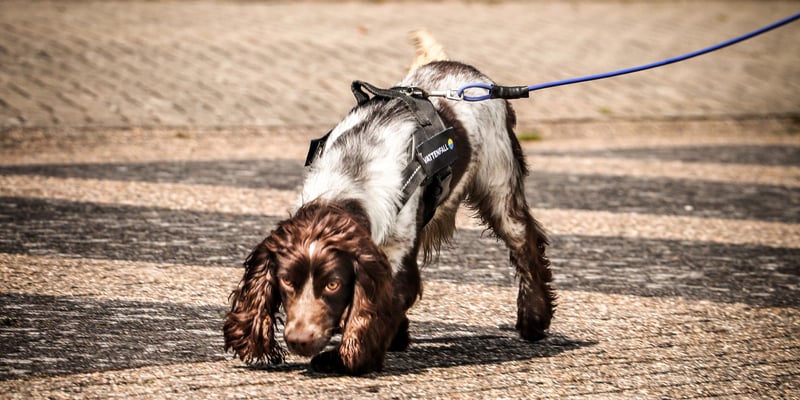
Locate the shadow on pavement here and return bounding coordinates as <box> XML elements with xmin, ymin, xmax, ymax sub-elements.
<box><xmin>2</xmin><ymin>197</ymin><xmax>798</xmax><ymax>307</ymax></box>
<box><xmin>381</xmin><ymin>325</ymin><xmax>595</xmax><ymax>376</ymax></box>
<box><xmin>288</xmin><ymin>321</ymin><xmax>595</xmax><ymax>377</ymax></box>
<box><xmin>0</xmin><ymin>293</ymin><xmax>228</xmax><ymax>380</ymax></box>
<box><xmin>3</xmin><ymin>157</ymin><xmax>797</xmax><ymax>222</ymax></box>
<box><xmin>0</xmin><ymin>291</ymin><xmax>593</xmax><ymax>379</ymax></box>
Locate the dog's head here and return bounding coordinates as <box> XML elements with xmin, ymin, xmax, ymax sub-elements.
<box><xmin>223</xmin><ymin>200</ymin><xmax>393</xmax><ymax>366</ymax></box>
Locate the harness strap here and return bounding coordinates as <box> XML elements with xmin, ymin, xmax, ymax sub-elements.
<box><xmin>397</xmin><ymin>97</ymin><xmax>453</xmax><ymax>207</ymax></box>
<box><xmin>308</xmin><ymin>81</ymin><xmax>457</xmax><ymax>226</ymax></box>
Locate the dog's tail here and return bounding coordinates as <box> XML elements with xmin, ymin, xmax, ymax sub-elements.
<box><xmin>408</xmin><ymin>29</ymin><xmax>449</xmax><ymax>71</ymax></box>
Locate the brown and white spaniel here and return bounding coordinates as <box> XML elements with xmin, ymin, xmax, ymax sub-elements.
<box><xmin>223</xmin><ymin>32</ymin><xmax>555</xmax><ymax>375</ymax></box>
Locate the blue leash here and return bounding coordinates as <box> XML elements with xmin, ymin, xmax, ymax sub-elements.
<box><xmin>429</xmin><ymin>12</ymin><xmax>800</xmax><ymax>102</ymax></box>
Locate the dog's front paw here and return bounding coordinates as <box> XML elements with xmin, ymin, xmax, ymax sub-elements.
<box><xmin>388</xmin><ymin>317</ymin><xmax>410</xmax><ymax>352</ymax></box>
<box><xmin>310</xmin><ymin>350</ymin><xmax>346</xmax><ymax>374</ymax></box>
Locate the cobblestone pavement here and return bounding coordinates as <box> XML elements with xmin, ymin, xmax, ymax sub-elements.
<box><xmin>1</xmin><ymin>0</ymin><xmax>800</xmax><ymax>399</ymax></box>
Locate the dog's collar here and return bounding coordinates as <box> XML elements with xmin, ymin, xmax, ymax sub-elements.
<box><xmin>305</xmin><ymin>81</ymin><xmax>457</xmax><ymax>226</ymax></box>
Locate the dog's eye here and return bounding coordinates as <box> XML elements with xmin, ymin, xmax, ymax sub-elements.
<box><xmin>325</xmin><ymin>280</ymin><xmax>341</xmax><ymax>293</ymax></box>
<box><xmin>279</xmin><ymin>276</ymin><xmax>293</xmax><ymax>288</ymax></box>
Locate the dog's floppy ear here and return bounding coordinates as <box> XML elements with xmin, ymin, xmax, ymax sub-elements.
<box><xmin>338</xmin><ymin>234</ymin><xmax>395</xmax><ymax>374</ymax></box>
<box><xmin>223</xmin><ymin>239</ymin><xmax>285</xmax><ymax>364</ymax></box>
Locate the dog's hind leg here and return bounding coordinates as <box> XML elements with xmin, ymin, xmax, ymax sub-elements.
<box><xmin>469</xmin><ymin>113</ymin><xmax>556</xmax><ymax>341</ymax></box>
<box><xmin>503</xmin><ymin>198</ymin><xmax>556</xmax><ymax>341</ymax></box>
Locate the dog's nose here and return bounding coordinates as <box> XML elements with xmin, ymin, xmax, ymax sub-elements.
<box><xmin>285</xmin><ymin>329</ymin><xmax>317</xmax><ymax>355</ymax></box>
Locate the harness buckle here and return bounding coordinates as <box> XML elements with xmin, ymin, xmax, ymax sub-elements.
<box><xmin>392</xmin><ymin>86</ymin><xmax>428</xmax><ymax>99</ymax></box>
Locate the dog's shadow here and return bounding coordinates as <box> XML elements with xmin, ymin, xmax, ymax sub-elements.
<box><xmin>286</xmin><ymin>320</ymin><xmax>596</xmax><ymax>377</ymax></box>
<box><xmin>385</xmin><ymin>321</ymin><xmax>595</xmax><ymax>376</ymax></box>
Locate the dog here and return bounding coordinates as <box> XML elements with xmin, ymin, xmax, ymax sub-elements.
<box><xmin>223</xmin><ymin>31</ymin><xmax>555</xmax><ymax>375</ymax></box>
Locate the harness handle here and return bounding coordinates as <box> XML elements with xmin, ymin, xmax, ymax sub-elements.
<box><xmin>351</xmin><ymin>80</ymin><xmax>433</xmax><ymax>126</ymax></box>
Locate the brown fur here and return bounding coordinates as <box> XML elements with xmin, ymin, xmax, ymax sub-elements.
<box><xmin>224</xmin><ymin>200</ymin><xmax>401</xmax><ymax>374</ymax></box>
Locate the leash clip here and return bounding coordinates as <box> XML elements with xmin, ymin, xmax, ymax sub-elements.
<box><xmin>427</xmin><ymin>89</ymin><xmax>463</xmax><ymax>101</ymax></box>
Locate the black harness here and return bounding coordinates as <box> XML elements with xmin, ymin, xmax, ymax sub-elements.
<box><xmin>305</xmin><ymin>81</ymin><xmax>457</xmax><ymax>225</ymax></box>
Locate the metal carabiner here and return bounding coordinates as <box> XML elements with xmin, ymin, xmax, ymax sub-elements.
<box><xmin>427</xmin><ymin>89</ymin><xmax>464</xmax><ymax>101</ymax></box>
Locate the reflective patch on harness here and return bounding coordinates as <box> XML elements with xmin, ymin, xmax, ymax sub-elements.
<box><xmin>416</xmin><ymin>127</ymin><xmax>456</xmax><ymax>177</ymax></box>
